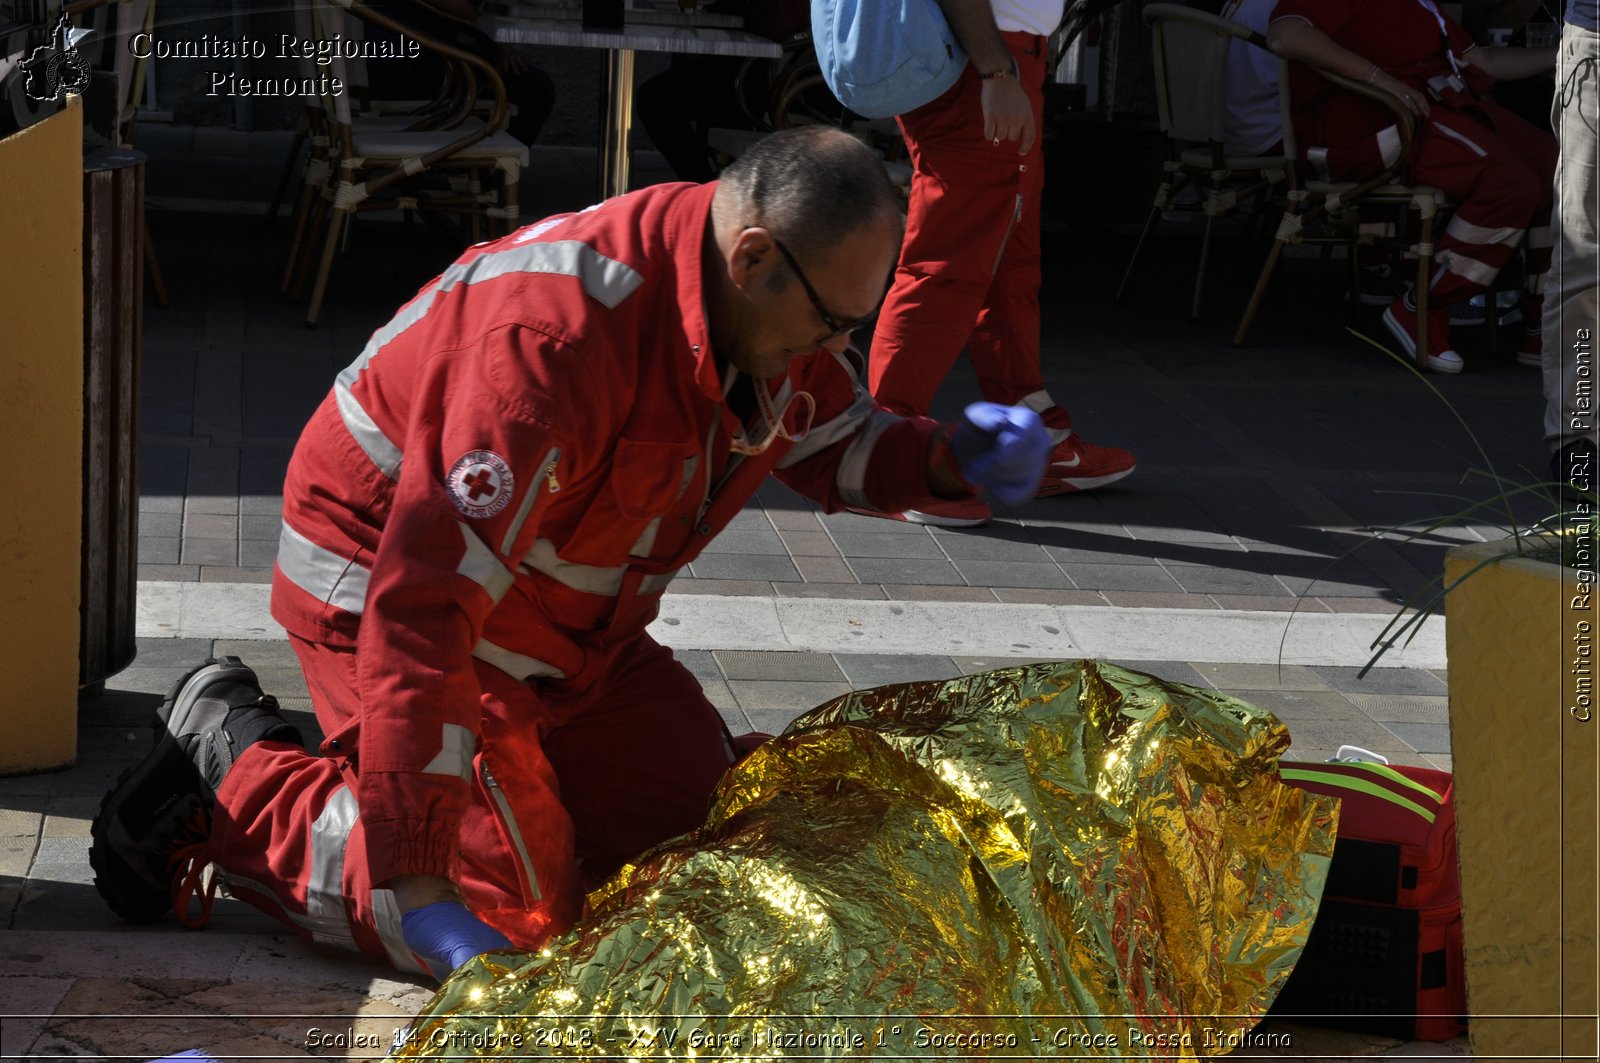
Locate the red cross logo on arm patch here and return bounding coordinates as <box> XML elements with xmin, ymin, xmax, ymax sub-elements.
<box><xmin>447</xmin><ymin>450</ymin><xmax>515</xmax><ymax>519</ymax></box>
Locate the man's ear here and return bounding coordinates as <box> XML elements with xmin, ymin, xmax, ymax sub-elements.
<box><xmin>727</xmin><ymin>226</ymin><xmax>777</xmax><ymax>293</ymax></box>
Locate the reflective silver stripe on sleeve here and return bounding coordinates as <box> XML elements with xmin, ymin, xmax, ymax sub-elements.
<box><xmin>277</xmin><ymin>520</ymin><xmax>371</xmax><ymax>614</ymax></box>
<box><xmin>334</xmin><ymin>383</ymin><xmax>405</xmax><ymax>479</ymax></box>
<box><xmin>1376</xmin><ymin>125</ymin><xmax>1402</xmax><ymax>169</ymax></box>
<box><xmin>456</xmin><ymin>523</ymin><xmax>515</xmax><ymax>602</ymax></box>
<box><xmin>370</xmin><ymin>888</ymin><xmax>431</xmax><ymax>975</ymax></box>
<box><xmin>834</xmin><ymin>409</ymin><xmax>900</xmax><ymax>510</ymax></box>
<box><xmin>521</xmin><ymin>537</ymin><xmax>627</xmax><ymax>596</ymax></box>
<box><xmin>1437</xmin><ymin>249</ymin><xmax>1499</xmax><ymax>286</ymax></box>
<box><xmin>777</xmin><ymin>386</ymin><xmax>875</xmax><ymax>469</ymax></box>
<box><xmin>306</xmin><ymin>786</ymin><xmax>359</xmax><ymax>948</ymax></box>
<box><xmin>629</xmin><ymin>517</ymin><xmax>662</xmax><ymax>558</ymax></box>
<box><xmin>502</xmin><ymin>446</ymin><xmax>560</xmax><ymax>556</ymax></box>
<box><xmin>472</xmin><ymin>638</ymin><xmax>567</xmax><ymax>681</ymax></box>
<box><xmin>420</xmin><ymin>722</ymin><xmax>475</xmax><ymax>779</ymax></box>
<box><xmin>331</xmin><ymin>241</ymin><xmax>644</xmax><ymax>481</ymax></box>
<box><xmin>338</xmin><ymin>242</ymin><xmax>645</xmax><ymax>388</ymax></box>
<box><xmin>1444</xmin><ymin>215</ymin><xmax>1522</xmax><ymax>246</ymax></box>
<box><xmin>639</xmin><ymin>569</ymin><xmax>681</xmax><ymax>595</ymax></box>
<box><xmin>1429</xmin><ymin>120</ymin><xmax>1487</xmax><ymax>157</ymax></box>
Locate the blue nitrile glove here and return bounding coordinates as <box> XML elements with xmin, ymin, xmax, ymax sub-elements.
<box><xmin>950</xmin><ymin>402</ymin><xmax>1051</xmax><ymax>506</ymax></box>
<box><xmin>400</xmin><ymin>900</ymin><xmax>513</xmax><ymax>980</ymax></box>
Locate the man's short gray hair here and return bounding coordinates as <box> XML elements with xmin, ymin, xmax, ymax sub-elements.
<box><xmin>717</xmin><ymin>126</ymin><xmax>900</xmax><ymax>259</ymax></box>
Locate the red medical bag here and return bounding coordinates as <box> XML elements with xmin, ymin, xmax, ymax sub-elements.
<box><xmin>1270</xmin><ymin>758</ymin><xmax>1466</xmax><ymax>1041</ymax></box>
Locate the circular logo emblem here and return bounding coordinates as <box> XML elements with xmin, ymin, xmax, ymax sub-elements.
<box><xmin>447</xmin><ymin>450</ymin><xmax>515</xmax><ymax>519</ymax></box>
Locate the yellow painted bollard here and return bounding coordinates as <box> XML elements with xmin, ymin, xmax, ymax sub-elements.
<box><xmin>1445</xmin><ymin>537</ymin><xmax>1599</xmax><ymax>1062</ymax></box>
<box><xmin>0</xmin><ymin>98</ymin><xmax>84</xmax><ymax>773</ymax></box>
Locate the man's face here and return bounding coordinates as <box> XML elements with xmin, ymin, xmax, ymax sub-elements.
<box><xmin>723</xmin><ymin>217</ymin><xmax>899</xmax><ymax>380</ymax></box>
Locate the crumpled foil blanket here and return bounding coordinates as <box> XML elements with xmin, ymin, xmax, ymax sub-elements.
<box><xmin>389</xmin><ymin>659</ymin><xmax>1336</xmax><ymax>1060</ymax></box>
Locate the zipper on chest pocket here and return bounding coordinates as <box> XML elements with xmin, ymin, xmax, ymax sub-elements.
<box><xmin>480</xmin><ymin>760</ymin><xmax>542</xmax><ymax>903</ymax></box>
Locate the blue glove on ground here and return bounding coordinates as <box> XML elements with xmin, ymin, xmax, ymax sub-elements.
<box><xmin>400</xmin><ymin>900</ymin><xmax>514</xmax><ymax>980</ymax></box>
<box><xmin>950</xmin><ymin>402</ymin><xmax>1051</xmax><ymax>506</ymax></box>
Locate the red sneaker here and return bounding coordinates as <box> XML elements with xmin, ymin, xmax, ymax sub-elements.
<box><xmin>848</xmin><ymin>497</ymin><xmax>992</xmax><ymax>527</ymax></box>
<box><xmin>1037</xmin><ymin>436</ymin><xmax>1137</xmax><ymax>496</ymax></box>
<box><xmin>1382</xmin><ymin>293</ymin><xmax>1463</xmax><ymax>374</ymax></box>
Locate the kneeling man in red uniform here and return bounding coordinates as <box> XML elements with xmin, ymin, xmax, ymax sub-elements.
<box><xmin>89</xmin><ymin>128</ymin><xmax>1050</xmax><ymax>980</ymax></box>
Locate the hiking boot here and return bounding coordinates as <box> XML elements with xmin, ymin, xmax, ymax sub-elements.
<box><xmin>849</xmin><ymin>497</ymin><xmax>992</xmax><ymax>527</ymax></box>
<box><xmin>90</xmin><ymin>656</ymin><xmax>301</xmax><ymax>926</ymax></box>
<box><xmin>1383</xmin><ymin>293</ymin><xmax>1463</xmax><ymax>374</ymax></box>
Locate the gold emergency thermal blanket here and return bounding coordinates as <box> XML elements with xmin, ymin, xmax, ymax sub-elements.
<box><xmin>391</xmin><ymin>660</ymin><xmax>1336</xmax><ymax>1060</ymax></box>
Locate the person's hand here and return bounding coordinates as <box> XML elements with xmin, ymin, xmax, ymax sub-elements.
<box><xmin>1371</xmin><ymin>70</ymin><xmax>1430</xmax><ymax>118</ymax></box>
<box><xmin>401</xmin><ymin>900</ymin><xmax>514</xmax><ymax>980</ymax></box>
<box><xmin>979</xmin><ymin>74</ymin><xmax>1036</xmax><ymax>154</ymax></box>
<box><xmin>950</xmin><ymin>402</ymin><xmax>1050</xmax><ymax>506</ymax></box>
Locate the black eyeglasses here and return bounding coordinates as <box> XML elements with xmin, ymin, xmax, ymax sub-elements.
<box><xmin>772</xmin><ymin>237</ymin><xmax>859</xmax><ymax>341</ymax></box>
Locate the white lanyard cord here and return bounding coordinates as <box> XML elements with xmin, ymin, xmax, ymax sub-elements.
<box><xmin>729</xmin><ymin>377</ymin><xmax>816</xmax><ymax>456</ymax></box>
<box><xmin>1411</xmin><ymin>0</ymin><xmax>1465</xmax><ymax>76</ymax></box>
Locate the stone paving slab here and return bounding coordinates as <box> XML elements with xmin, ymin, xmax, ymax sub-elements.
<box><xmin>6</xmin><ymin>633</ymin><xmax>1465</xmax><ymax>1056</ymax></box>
<box><xmin>132</xmin><ymin>583</ymin><xmax>1451</xmax><ymax>670</ymax></box>
<box><xmin>4</xmin><ymin>637</ymin><xmax>1465</xmax><ymax>1059</ymax></box>
<box><xmin>131</xmin><ymin>181</ymin><xmax>1551</xmax><ymax>618</ymax></box>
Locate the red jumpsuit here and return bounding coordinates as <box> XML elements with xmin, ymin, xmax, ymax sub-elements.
<box><xmin>1271</xmin><ymin>0</ymin><xmax>1556</xmax><ymax>311</ymax></box>
<box><xmin>211</xmin><ymin>181</ymin><xmax>948</xmax><ymax>974</ymax></box>
<box><xmin>868</xmin><ymin>32</ymin><xmax>1055</xmax><ymax>422</ymax></box>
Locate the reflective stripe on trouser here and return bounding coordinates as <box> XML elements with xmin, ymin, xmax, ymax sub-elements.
<box><xmin>1407</xmin><ymin>103</ymin><xmax>1557</xmax><ymax>305</ymax></box>
<box><xmin>868</xmin><ymin>32</ymin><xmax>1049</xmax><ymax>418</ymax></box>
<box><xmin>207</xmin><ymin>632</ymin><xmax>731</xmax><ymax>973</ymax></box>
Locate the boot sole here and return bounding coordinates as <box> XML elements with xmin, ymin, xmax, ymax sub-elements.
<box><xmin>88</xmin><ymin>656</ymin><xmax>257</xmax><ymax>922</ymax></box>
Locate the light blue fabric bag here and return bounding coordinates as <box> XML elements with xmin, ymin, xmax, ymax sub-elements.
<box><xmin>811</xmin><ymin>0</ymin><xmax>969</xmax><ymax>119</ymax></box>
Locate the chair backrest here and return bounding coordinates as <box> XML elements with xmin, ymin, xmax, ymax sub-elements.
<box><xmin>309</xmin><ymin>0</ymin><xmax>367</xmax><ymax>142</ymax></box>
<box><xmin>1143</xmin><ymin>2</ymin><xmax>1254</xmax><ymax>145</ymax></box>
<box><xmin>111</xmin><ymin>0</ymin><xmax>153</xmax><ymax>137</ymax></box>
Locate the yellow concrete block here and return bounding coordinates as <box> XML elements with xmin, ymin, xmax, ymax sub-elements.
<box><xmin>1445</xmin><ymin>537</ymin><xmax>1598</xmax><ymax>1062</ymax></box>
<box><xmin>0</xmin><ymin>99</ymin><xmax>82</xmax><ymax>774</ymax></box>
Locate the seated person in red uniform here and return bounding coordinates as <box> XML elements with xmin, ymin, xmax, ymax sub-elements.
<box><xmin>1268</xmin><ymin>0</ymin><xmax>1557</xmax><ymax>373</ymax></box>
<box><xmin>88</xmin><ymin>127</ymin><xmax>1052</xmax><ymax>981</ymax></box>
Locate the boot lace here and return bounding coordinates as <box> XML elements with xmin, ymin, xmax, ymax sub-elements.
<box><xmin>168</xmin><ymin>804</ymin><xmax>218</xmax><ymax>929</ymax></box>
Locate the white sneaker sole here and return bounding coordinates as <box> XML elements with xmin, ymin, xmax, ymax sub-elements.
<box><xmin>902</xmin><ymin>508</ymin><xmax>991</xmax><ymax>528</ymax></box>
<box><xmin>1048</xmin><ymin>464</ymin><xmax>1138</xmax><ymax>493</ymax></box>
<box><xmin>1382</xmin><ymin>306</ymin><xmax>1462</xmax><ymax>374</ymax></box>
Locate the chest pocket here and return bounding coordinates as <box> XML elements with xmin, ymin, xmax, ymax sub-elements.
<box><xmin>559</xmin><ymin>437</ymin><xmax>698</xmax><ymax>567</ymax></box>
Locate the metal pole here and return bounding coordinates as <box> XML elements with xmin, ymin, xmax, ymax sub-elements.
<box><xmin>599</xmin><ymin>46</ymin><xmax>634</xmax><ymax>199</ymax></box>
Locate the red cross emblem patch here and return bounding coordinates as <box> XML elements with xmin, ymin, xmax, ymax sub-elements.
<box><xmin>446</xmin><ymin>450</ymin><xmax>515</xmax><ymax>519</ymax></box>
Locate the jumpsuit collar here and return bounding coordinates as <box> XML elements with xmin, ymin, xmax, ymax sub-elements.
<box><xmin>660</xmin><ymin>180</ymin><xmax>725</xmax><ymax>404</ymax></box>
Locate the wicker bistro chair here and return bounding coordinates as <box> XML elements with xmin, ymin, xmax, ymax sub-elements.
<box><xmin>1117</xmin><ymin>3</ymin><xmax>1291</xmax><ymax>319</ymax></box>
<box><xmin>276</xmin><ymin>0</ymin><xmax>489</xmax><ymax>294</ymax></box>
<box><xmin>1232</xmin><ymin>61</ymin><xmax>1451</xmax><ymax>370</ymax></box>
<box><xmin>295</xmin><ymin>0</ymin><xmax>529</xmax><ymax>326</ymax></box>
